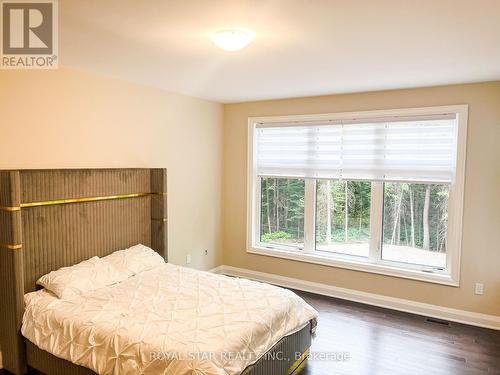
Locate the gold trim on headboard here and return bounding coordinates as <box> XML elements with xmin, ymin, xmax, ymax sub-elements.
<box><xmin>20</xmin><ymin>193</ymin><xmax>153</xmax><ymax>208</ymax></box>
<box><xmin>152</xmin><ymin>217</ymin><xmax>167</xmax><ymax>222</ymax></box>
<box><xmin>0</xmin><ymin>206</ymin><xmax>21</xmax><ymax>212</ymax></box>
<box><xmin>0</xmin><ymin>243</ymin><xmax>22</xmax><ymax>250</ymax></box>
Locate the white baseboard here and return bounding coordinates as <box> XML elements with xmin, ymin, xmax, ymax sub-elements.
<box><xmin>212</xmin><ymin>265</ymin><xmax>500</xmax><ymax>331</ymax></box>
<box><xmin>208</xmin><ymin>265</ymin><xmax>225</xmax><ymax>274</ymax></box>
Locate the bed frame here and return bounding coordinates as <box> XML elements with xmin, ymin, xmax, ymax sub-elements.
<box><xmin>0</xmin><ymin>169</ymin><xmax>312</xmax><ymax>375</ymax></box>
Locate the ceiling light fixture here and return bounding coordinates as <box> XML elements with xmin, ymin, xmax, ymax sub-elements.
<box><xmin>209</xmin><ymin>28</ymin><xmax>254</xmax><ymax>51</ymax></box>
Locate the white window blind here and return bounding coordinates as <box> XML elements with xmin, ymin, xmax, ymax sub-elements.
<box><xmin>256</xmin><ymin>115</ymin><xmax>458</xmax><ymax>183</ymax></box>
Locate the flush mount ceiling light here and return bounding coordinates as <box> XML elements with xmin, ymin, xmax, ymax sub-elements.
<box><xmin>209</xmin><ymin>28</ymin><xmax>254</xmax><ymax>51</ymax></box>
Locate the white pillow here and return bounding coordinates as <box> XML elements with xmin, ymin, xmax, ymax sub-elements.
<box><xmin>37</xmin><ymin>256</ymin><xmax>132</xmax><ymax>299</ymax></box>
<box><xmin>102</xmin><ymin>244</ymin><xmax>165</xmax><ymax>275</ymax></box>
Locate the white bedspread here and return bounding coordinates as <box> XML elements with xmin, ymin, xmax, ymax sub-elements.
<box><xmin>22</xmin><ymin>263</ymin><xmax>318</xmax><ymax>375</ymax></box>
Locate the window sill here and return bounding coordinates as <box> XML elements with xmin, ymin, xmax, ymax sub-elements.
<box><xmin>247</xmin><ymin>246</ymin><xmax>459</xmax><ymax>287</ymax></box>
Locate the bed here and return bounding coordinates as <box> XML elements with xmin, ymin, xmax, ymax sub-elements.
<box><xmin>0</xmin><ymin>169</ymin><xmax>317</xmax><ymax>375</ymax></box>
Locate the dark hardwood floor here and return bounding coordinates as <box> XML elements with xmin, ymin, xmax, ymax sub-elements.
<box><xmin>2</xmin><ymin>291</ymin><xmax>499</xmax><ymax>375</ymax></box>
<box><xmin>297</xmin><ymin>290</ymin><xmax>500</xmax><ymax>375</ymax></box>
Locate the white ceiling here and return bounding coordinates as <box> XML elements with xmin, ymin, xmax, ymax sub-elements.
<box><xmin>60</xmin><ymin>0</ymin><xmax>500</xmax><ymax>103</ymax></box>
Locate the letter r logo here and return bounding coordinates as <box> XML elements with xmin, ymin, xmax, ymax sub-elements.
<box><xmin>2</xmin><ymin>2</ymin><xmax>53</xmax><ymax>54</ymax></box>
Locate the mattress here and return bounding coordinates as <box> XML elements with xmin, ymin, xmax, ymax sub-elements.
<box><xmin>22</xmin><ymin>263</ymin><xmax>318</xmax><ymax>375</ymax></box>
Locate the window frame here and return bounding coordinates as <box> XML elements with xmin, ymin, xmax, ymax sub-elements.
<box><xmin>247</xmin><ymin>105</ymin><xmax>468</xmax><ymax>287</ymax></box>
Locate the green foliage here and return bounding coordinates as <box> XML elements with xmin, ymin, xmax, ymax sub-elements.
<box><xmin>260</xmin><ymin>178</ymin><xmax>305</xmax><ymax>242</ymax></box>
<box><xmin>261</xmin><ymin>231</ymin><xmax>292</xmax><ymax>242</ymax></box>
<box><xmin>316</xmin><ymin>226</ymin><xmax>370</xmax><ymax>244</ymax></box>
<box><xmin>259</xmin><ymin>177</ymin><xmax>449</xmax><ymax>254</ymax></box>
<box><xmin>382</xmin><ymin>183</ymin><xmax>449</xmax><ymax>252</ymax></box>
<box><xmin>315</xmin><ymin>180</ymin><xmax>371</xmax><ymax>245</ymax></box>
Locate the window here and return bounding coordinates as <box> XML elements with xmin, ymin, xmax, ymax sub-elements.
<box><xmin>382</xmin><ymin>183</ymin><xmax>449</xmax><ymax>269</ymax></box>
<box><xmin>316</xmin><ymin>180</ymin><xmax>371</xmax><ymax>258</ymax></box>
<box><xmin>260</xmin><ymin>177</ymin><xmax>305</xmax><ymax>249</ymax></box>
<box><xmin>247</xmin><ymin>106</ymin><xmax>467</xmax><ymax>286</ymax></box>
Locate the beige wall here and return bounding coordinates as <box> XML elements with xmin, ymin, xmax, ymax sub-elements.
<box><xmin>223</xmin><ymin>81</ymin><xmax>500</xmax><ymax>316</ymax></box>
<box><xmin>0</xmin><ymin>68</ymin><xmax>224</xmax><ymax>270</ymax></box>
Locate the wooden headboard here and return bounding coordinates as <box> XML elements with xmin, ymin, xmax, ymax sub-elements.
<box><xmin>0</xmin><ymin>168</ymin><xmax>167</xmax><ymax>374</ymax></box>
